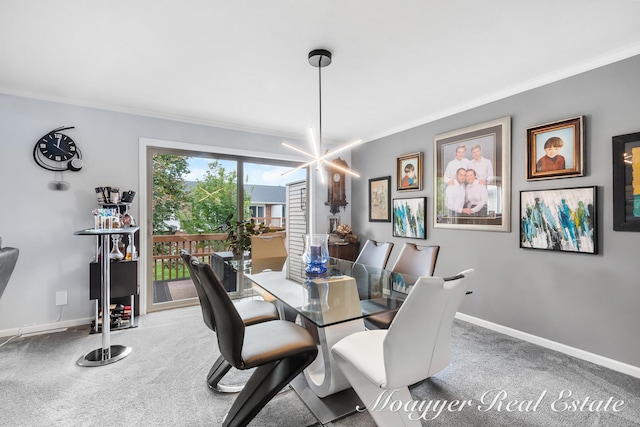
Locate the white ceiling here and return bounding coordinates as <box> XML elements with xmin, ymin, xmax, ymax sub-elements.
<box><xmin>2</xmin><ymin>1</ymin><xmax>640</xmax><ymax>145</ymax></box>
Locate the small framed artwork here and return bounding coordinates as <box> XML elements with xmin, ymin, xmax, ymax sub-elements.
<box><xmin>434</xmin><ymin>116</ymin><xmax>511</xmax><ymax>231</ymax></box>
<box><xmin>369</xmin><ymin>176</ymin><xmax>391</xmax><ymax>222</ymax></box>
<box><xmin>393</xmin><ymin>197</ymin><xmax>427</xmax><ymax>239</ymax></box>
<box><xmin>613</xmin><ymin>131</ymin><xmax>640</xmax><ymax>231</ymax></box>
<box><xmin>397</xmin><ymin>152</ymin><xmax>423</xmax><ymax>191</ymax></box>
<box><xmin>520</xmin><ymin>186</ymin><xmax>597</xmax><ymax>254</ymax></box>
<box><xmin>328</xmin><ymin>215</ymin><xmax>340</xmax><ymax>234</ymax></box>
<box><xmin>526</xmin><ymin>116</ymin><xmax>584</xmax><ymax>181</ymax></box>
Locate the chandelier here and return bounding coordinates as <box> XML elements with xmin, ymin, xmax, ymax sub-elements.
<box><xmin>282</xmin><ymin>49</ymin><xmax>363</xmax><ymax>182</ymax></box>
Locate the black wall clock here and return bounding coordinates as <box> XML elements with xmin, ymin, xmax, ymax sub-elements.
<box><xmin>33</xmin><ymin>126</ymin><xmax>83</xmax><ymax>172</ymax></box>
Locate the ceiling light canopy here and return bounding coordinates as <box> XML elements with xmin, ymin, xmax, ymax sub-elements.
<box><xmin>282</xmin><ymin>49</ymin><xmax>363</xmax><ymax>181</ymax></box>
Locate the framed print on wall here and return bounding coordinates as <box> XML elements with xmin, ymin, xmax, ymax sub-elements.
<box><xmin>328</xmin><ymin>215</ymin><xmax>340</xmax><ymax>233</ymax></box>
<box><xmin>520</xmin><ymin>186</ymin><xmax>597</xmax><ymax>254</ymax></box>
<box><xmin>434</xmin><ymin>116</ymin><xmax>511</xmax><ymax>232</ymax></box>
<box><xmin>526</xmin><ymin>116</ymin><xmax>584</xmax><ymax>181</ymax></box>
<box><xmin>613</xmin><ymin>131</ymin><xmax>640</xmax><ymax>231</ymax></box>
<box><xmin>393</xmin><ymin>197</ymin><xmax>426</xmax><ymax>239</ymax></box>
<box><xmin>369</xmin><ymin>176</ymin><xmax>391</xmax><ymax>222</ymax></box>
<box><xmin>397</xmin><ymin>152</ymin><xmax>423</xmax><ymax>191</ymax></box>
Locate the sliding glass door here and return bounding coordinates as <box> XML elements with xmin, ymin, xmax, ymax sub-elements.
<box><xmin>146</xmin><ymin>147</ymin><xmax>305</xmax><ymax>312</ymax></box>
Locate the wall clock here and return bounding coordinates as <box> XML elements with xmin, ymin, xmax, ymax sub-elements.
<box><xmin>33</xmin><ymin>126</ymin><xmax>83</xmax><ymax>172</ymax></box>
<box><xmin>326</xmin><ymin>158</ymin><xmax>348</xmax><ymax>214</ymax></box>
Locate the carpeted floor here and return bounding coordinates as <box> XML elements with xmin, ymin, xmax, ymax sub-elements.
<box><xmin>1</xmin><ymin>305</ymin><xmax>639</xmax><ymax>426</ymax></box>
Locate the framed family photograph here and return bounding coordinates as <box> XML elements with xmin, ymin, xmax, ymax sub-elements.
<box><xmin>393</xmin><ymin>197</ymin><xmax>427</xmax><ymax>239</ymax></box>
<box><xmin>369</xmin><ymin>176</ymin><xmax>391</xmax><ymax>222</ymax></box>
<box><xmin>433</xmin><ymin>116</ymin><xmax>511</xmax><ymax>231</ymax></box>
<box><xmin>520</xmin><ymin>186</ymin><xmax>597</xmax><ymax>254</ymax></box>
<box><xmin>526</xmin><ymin>116</ymin><xmax>584</xmax><ymax>181</ymax></box>
<box><xmin>613</xmin><ymin>131</ymin><xmax>640</xmax><ymax>231</ymax></box>
<box><xmin>397</xmin><ymin>152</ymin><xmax>423</xmax><ymax>191</ymax></box>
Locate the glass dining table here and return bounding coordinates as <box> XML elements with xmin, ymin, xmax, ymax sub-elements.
<box><xmin>224</xmin><ymin>255</ymin><xmax>419</xmax><ymax>424</ymax></box>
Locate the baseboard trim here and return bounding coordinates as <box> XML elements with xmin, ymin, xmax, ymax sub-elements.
<box><xmin>0</xmin><ymin>317</ymin><xmax>93</xmax><ymax>338</ymax></box>
<box><xmin>456</xmin><ymin>313</ymin><xmax>640</xmax><ymax>380</ymax></box>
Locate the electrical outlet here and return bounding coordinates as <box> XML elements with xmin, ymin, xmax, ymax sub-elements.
<box><xmin>55</xmin><ymin>291</ymin><xmax>67</xmax><ymax>306</ymax></box>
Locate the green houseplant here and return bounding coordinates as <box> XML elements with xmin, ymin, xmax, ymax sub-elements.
<box><xmin>218</xmin><ymin>214</ymin><xmax>272</xmax><ymax>256</ymax></box>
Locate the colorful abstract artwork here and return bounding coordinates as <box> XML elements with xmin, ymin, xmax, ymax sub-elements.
<box><xmin>520</xmin><ymin>186</ymin><xmax>597</xmax><ymax>254</ymax></box>
<box><xmin>613</xmin><ymin>132</ymin><xmax>640</xmax><ymax>231</ymax></box>
<box><xmin>632</xmin><ymin>147</ymin><xmax>640</xmax><ymax>217</ymax></box>
<box><xmin>393</xmin><ymin>197</ymin><xmax>427</xmax><ymax>239</ymax></box>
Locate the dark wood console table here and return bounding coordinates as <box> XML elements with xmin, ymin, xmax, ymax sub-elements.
<box><xmin>328</xmin><ymin>241</ymin><xmax>360</xmax><ymax>261</ymax></box>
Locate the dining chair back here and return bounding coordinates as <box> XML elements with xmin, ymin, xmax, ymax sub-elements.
<box><xmin>0</xmin><ymin>238</ymin><xmax>19</xmax><ymax>300</ymax></box>
<box><xmin>250</xmin><ymin>233</ymin><xmax>287</xmax><ymax>273</ymax></box>
<box><xmin>390</xmin><ymin>243</ymin><xmax>440</xmax><ymax>277</ymax></box>
<box><xmin>332</xmin><ymin>269</ymin><xmax>474</xmax><ymax>426</ymax></box>
<box><xmin>354</xmin><ymin>239</ymin><xmax>393</xmax><ymax>270</ymax></box>
<box><xmin>193</xmin><ymin>259</ymin><xmax>318</xmax><ymax>427</ymax></box>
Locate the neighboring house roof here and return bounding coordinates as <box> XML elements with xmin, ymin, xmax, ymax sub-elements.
<box><xmin>185</xmin><ymin>181</ymin><xmax>285</xmax><ymax>204</ymax></box>
<box><xmin>244</xmin><ymin>184</ymin><xmax>286</xmax><ymax>204</ymax></box>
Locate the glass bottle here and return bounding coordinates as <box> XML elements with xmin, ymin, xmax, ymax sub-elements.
<box><xmin>109</xmin><ymin>235</ymin><xmax>124</xmax><ymax>260</ymax></box>
<box><xmin>125</xmin><ymin>234</ymin><xmax>137</xmax><ymax>261</ymax></box>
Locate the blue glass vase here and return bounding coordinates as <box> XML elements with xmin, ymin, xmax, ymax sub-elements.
<box><xmin>303</xmin><ymin>234</ymin><xmax>329</xmax><ymax>275</ymax></box>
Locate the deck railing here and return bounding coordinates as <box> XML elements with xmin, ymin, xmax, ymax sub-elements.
<box><xmin>151</xmin><ymin>229</ymin><xmax>287</xmax><ymax>282</ymax></box>
<box><xmin>152</xmin><ymin>233</ymin><xmax>228</xmax><ymax>282</ymax></box>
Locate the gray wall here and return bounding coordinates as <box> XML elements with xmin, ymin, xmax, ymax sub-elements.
<box><xmin>351</xmin><ymin>54</ymin><xmax>640</xmax><ymax>367</ymax></box>
<box><xmin>0</xmin><ymin>95</ymin><xmax>319</xmax><ymax>332</ymax></box>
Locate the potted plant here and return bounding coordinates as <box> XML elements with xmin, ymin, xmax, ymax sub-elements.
<box><xmin>218</xmin><ymin>214</ymin><xmax>272</xmax><ymax>257</ymax></box>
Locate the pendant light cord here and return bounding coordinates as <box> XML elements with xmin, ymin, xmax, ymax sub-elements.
<box><xmin>318</xmin><ymin>56</ymin><xmax>323</xmax><ymax>155</ymax></box>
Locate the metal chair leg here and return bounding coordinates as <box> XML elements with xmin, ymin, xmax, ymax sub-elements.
<box><xmin>222</xmin><ymin>351</ymin><xmax>317</xmax><ymax>427</ymax></box>
<box><xmin>207</xmin><ymin>355</ymin><xmax>243</xmax><ymax>393</ymax></box>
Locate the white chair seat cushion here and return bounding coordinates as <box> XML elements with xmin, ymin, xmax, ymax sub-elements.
<box><xmin>332</xmin><ymin>329</ymin><xmax>388</xmax><ymax>388</ymax></box>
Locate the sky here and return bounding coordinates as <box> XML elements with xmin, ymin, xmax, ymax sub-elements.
<box><xmin>185</xmin><ymin>157</ymin><xmax>306</xmax><ymax>186</ymax></box>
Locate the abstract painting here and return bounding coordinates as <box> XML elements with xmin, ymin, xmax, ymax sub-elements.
<box><xmin>393</xmin><ymin>197</ymin><xmax>426</xmax><ymax>239</ymax></box>
<box><xmin>612</xmin><ymin>131</ymin><xmax>640</xmax><ymax>231</ymax></box>
<box><xmin>520</xmin><ymin>186</ymin><xmax>597</xmax><ymax>254</ymax></box>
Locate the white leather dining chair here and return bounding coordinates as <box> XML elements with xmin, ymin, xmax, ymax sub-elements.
<box><xmin>354</xmin><ymin>239</ymin><xmax>394</xmax><ymax>270</ymax></box>
<box><xmin>250</xmin><ymin>233</ymin><xmax>299</xmax><ymax>321</ymax></box>
<box><xmin>332</xmin><ymin>269</ymin><xmax>474</xmax><ymax>427</ymax></box>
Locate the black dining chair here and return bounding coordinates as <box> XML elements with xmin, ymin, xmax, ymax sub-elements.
<box><xmin>191</xmin><ymin>257</ymin><xmax>318</xmax><ymax>427</ymax></box>
<box><xmin>0</xmin><ymin>237</ymin><xmax>19</xmax><ymax>300</ymax></box>
<box><xmin>180</xmin><ymin>251</ymin><xmax>280</xmax><ymax>392</ymax></box>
